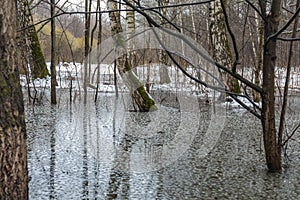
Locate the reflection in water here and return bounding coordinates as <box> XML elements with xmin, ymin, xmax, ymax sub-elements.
<box><xmin>26</xmin><ymin>94</ymin><xmax>300</xmax><ymax>199</ymax></box>
<box><xmin>106</xmin><ymin>96</ymin><xmax>132</xmax><ymax>199</ymax></box>
<box><xmin>49</xmin><ymin>107</ymin><xmax>56</xmax><ymax>199</ymax></box>
<box><xmin>155</xmin><ymin>138</ymin><xmax>165</xmax><ymax>200</ymax></box>
<box><xmin>93</xmin><ymin>104</ymin><xmax>101</xmax><ymax>198</ymax></box>
<box><xmin>82</xmin><ymin>105</ymin><xmax>89</xmax><ymax>199</ymax></box>
<box><xmin>49</xmin><ymin>128</ymin><xmax>56</xmax><ymax>199</ymax></box>
<box><xmin>106</xmin><ymin>135</ymin><xmax>132</xmax><ymax>199</ymax></box>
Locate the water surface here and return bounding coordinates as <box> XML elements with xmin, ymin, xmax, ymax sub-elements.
<box><xmin>26</xmin><ymin>93</ymin><xmax>300</xmax><ymax>199</ymax></box>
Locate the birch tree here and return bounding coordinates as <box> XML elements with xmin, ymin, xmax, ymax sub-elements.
<box><xmin>209</xmin><ymin>0</ymin><xmax>241</xmax><ymax>94</ymax></box>
<box><xmin>107</xmin><ymin>0</ymin><xmax>157</xmax><ymax>111</ymax></box>
<box><xmin>159</xmin><ymin>0</ymin><xmax>171</xmax><ymax>84</ymax></box>
<box><xmin>253</xmin><ymin>9</ymin><xmax>264</xmax><ymax>103</ymax></box>
<box><xmin>126</xmin><ymin>0</ymin><xmax>136</xmax><ymax>71</ymax></box>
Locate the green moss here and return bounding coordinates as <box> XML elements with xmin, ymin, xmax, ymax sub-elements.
<box><xmin>0</xmin><ymin>79</ymin><xmax>8</xmax><ymax>96</ymax></box>
<box><xmin>124</xmin><ymin>58</ymin><xmax>131</xmax><ymax>71</ymax></box>
<box><xmin>136</xmin><ymin>86</ymin><xmax>158</xmax><ymax>111</ymax></box>
<box><xmin>253</xmin><ymin>95</ymin><xmax>260</xmax><ymax>103</ymax></box>
<box><xmin>232</xmin><ymin>78</ymin><xmax>241</xmax><ymax>94</ymax></box>
<box><xmin>0</xmin><ymin>72</ymin><xmax>17</xmax><ymax>96</ymax></box>
<box><xmin>30</xmin><ymin>27</ymin><xmax>50</xmax><ymax>79</ymax></box>
<box><xmin>225</xmin><ymin>41</ymin><xmax>233</xmax><ymax>61</ymax></box>
<box><xmin>124</xmin><ymin>59</ymin><xmax>157</xmax><ymax>111</ymax></box>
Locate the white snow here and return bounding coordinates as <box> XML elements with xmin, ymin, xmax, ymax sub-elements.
<box><xmin>20</xmin><ymin>62</ymin><xmax>300</xmax><ymax>111</ymax></box>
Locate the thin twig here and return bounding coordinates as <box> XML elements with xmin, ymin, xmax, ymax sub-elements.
<box><xmin>282</xmin><ymin>123</ymin><xmax>300</xmax><ymax>146</ymax></box>
<box><xmin>220</xmin><ymin>0</ymin><xmax>240</xmax><ymax>72</ymax></box>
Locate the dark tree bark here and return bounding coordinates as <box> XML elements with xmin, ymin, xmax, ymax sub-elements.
<box><xmin>50</xmin><ymin>0</ymin><xmax>57</xmax><ymax>104</ymax></box>
<box><xmin>94</xmin><ymin>0</ymin><xmax>102</xmax><ymax>102</ymax></box>
<box><xmin>261</xmin><ymin>0</ymin><xmax>283</xmax><ymax>172</ymax></box>
<box><xmin>0</xmin><ymin>0</ymin><xmax>28</xmax><ymax>198</ymax></box>
<box><xmin>83</xmin><ymin>0</ymin><xmax>91</xmax><ymax>103</ymax></box>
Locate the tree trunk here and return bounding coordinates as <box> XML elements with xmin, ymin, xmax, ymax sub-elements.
<box><xmin>108</xmin><ymin>0</ymin><xmax>157</xmax><ymax>111</ymax></box>
<box><xmin>83</xmin><ymin>0</ymin><xmax>91</xmax><ymax>103</ymax></box>
<box><xmin>159</xmin><ymin>0</ymin><xmax>171</xmax><ymax>84</ymax></box>
<box><xmin>95</xmin><ymin>0</ymin><xmax>102</xmax><ymax>102</ymax></box>
<box><xmin>50</xmin><ymin>0</ymin><xmax>57</xmax><ymax>104</ymax></box>
<box><xmin>17</xmin><ymin>0</ymin><xmax>50</xmax><ymax>79</ymax></box>
<box><xmin>261</xmin><ymin>0</ymin><xmax>282</xmax><ymax>172</ymax></box>
<box><xmin>253</xmin><ymin>15</ymin><xmax>264</xmax><ymax>102</ymax></box>
<box><xmin>0</xmin><ymin>0</ymin><xmax>28</xmax><ymax>198</ymax></box>
<box><xmin>209</xmin><ymin>0</ymin><xmax>241</xmax><ymax>93</ymax></box>
<box><xmin>126</xmin><ymin>0</ymin><xmax>137</xmax><ymax>73</ymax></box>
<box><xmin>189</xmin><ymin>4</ymin><xmax>198</xmax><ymax>42</ymax></box>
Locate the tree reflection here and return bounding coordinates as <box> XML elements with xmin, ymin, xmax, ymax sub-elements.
<box><xmin>82</xmin><ymin>105</ymin><xmax>89</xmax><ymax>198</ymax></box>
<box><xmin>49</xmin><ymin>129</ymin><xmax>56</xmax><ymax>199</ymax></box>
<box><xmin>49</xmin><ymin>107</ymin><xmax>57</xmax><ymax>199</ymax></box>
<box><xmin>106</xmin><ymin>133</ymin><xmax>133</xmax><ymax>199</ymax></box>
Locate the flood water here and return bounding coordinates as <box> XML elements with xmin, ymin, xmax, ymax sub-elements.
<box><xmin>26</xmin><ymin>91</ymin><xmax>300</xmax><ymax>199</ymax></box>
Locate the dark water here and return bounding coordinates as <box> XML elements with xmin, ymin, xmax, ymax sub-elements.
<box><xmin>26</xmin><ymin>93</ymin><xmax>300</xmax><ymax>199</ymax></box>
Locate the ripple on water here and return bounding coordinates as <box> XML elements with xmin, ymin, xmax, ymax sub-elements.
<box><xmin>26</xmin><ymin>94</ymin><xmax>300</xmax><ymax>199</ymax></box>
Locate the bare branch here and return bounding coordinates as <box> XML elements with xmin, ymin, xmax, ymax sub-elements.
<box><xmin>244</xmin><ymin>0</ymin><xmax>264</xmax><ymax>20</ymax></box>
<box><xmin>267</xmin><ymin>5</ymin><xmax>300</xmax><ymax>42</ymax></box>
<box><xmin>18</xmin><ymin>9</ymin><xmax>135</xmax><ymax>32</ymax></box>
<box><xmin>140</xmin><ymin>0</ymin><xmax>216</xmax><ymax>10</ymax></box>
<box><xmin>282</xmin><ymin>123</ymin><xmax>300</xmax><ymax>146</ymax></box>
<box><xmin>276</xmin><ymin>37</ymin><xmax>300</xmax><ymax>41</ymax></box>
<box><xmin>220</xmin><ymin>0</ymin><xmax>240</xmax><ymax>72</ymax></box>
<box><xmin>228</xmin><ymin>94</ymin><xmax>261</xmax><ymax>119</ymax></box>
<box><xmin>278</xmin><ymin>0</ymin><xmax>300</xmax><ymax>152</ymax></box>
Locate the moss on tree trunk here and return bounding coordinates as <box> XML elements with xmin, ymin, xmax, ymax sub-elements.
<box><xmin>0</xmin><ymin>0</ymin><xmax>29</xmax><ymax>198</ymax></box>
<box><xmin>17</xmin><ymin>0</ymin><xmax>49</xmax><ymax>79</ymax></box>
<box><xmin>209</xmin><ymin>0</ymin><xmax>241</xmax><ymax>94</ymax></box>
<box><xmin>123</xmin><ymin>59</ymin><xmax>157</xmax><ymax>111</ymax></box>
<box><xmin>30</xmin><ymin>28</ymin><xmax>49</xmax><ymax>79</ymax></box>
<box><xmin>108</xmin><ymin>0</ymin><xmax>157</xmax><ymax>111</ymax></box>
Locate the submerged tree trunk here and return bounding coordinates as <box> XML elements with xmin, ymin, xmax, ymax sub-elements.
<box><xmin>0</xmin><ymin>0</ymin><xmax>28</xmax><ymax>198</ymax></box>
<box><xmin>261</xmin><ymin>0</ymin><xmax>282</xmax><ymax>172</ymax></box>
<box><xmin>107</xmin><ymin>0</ymin><xmax>157</xmax><ymax>111</ymax></box>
